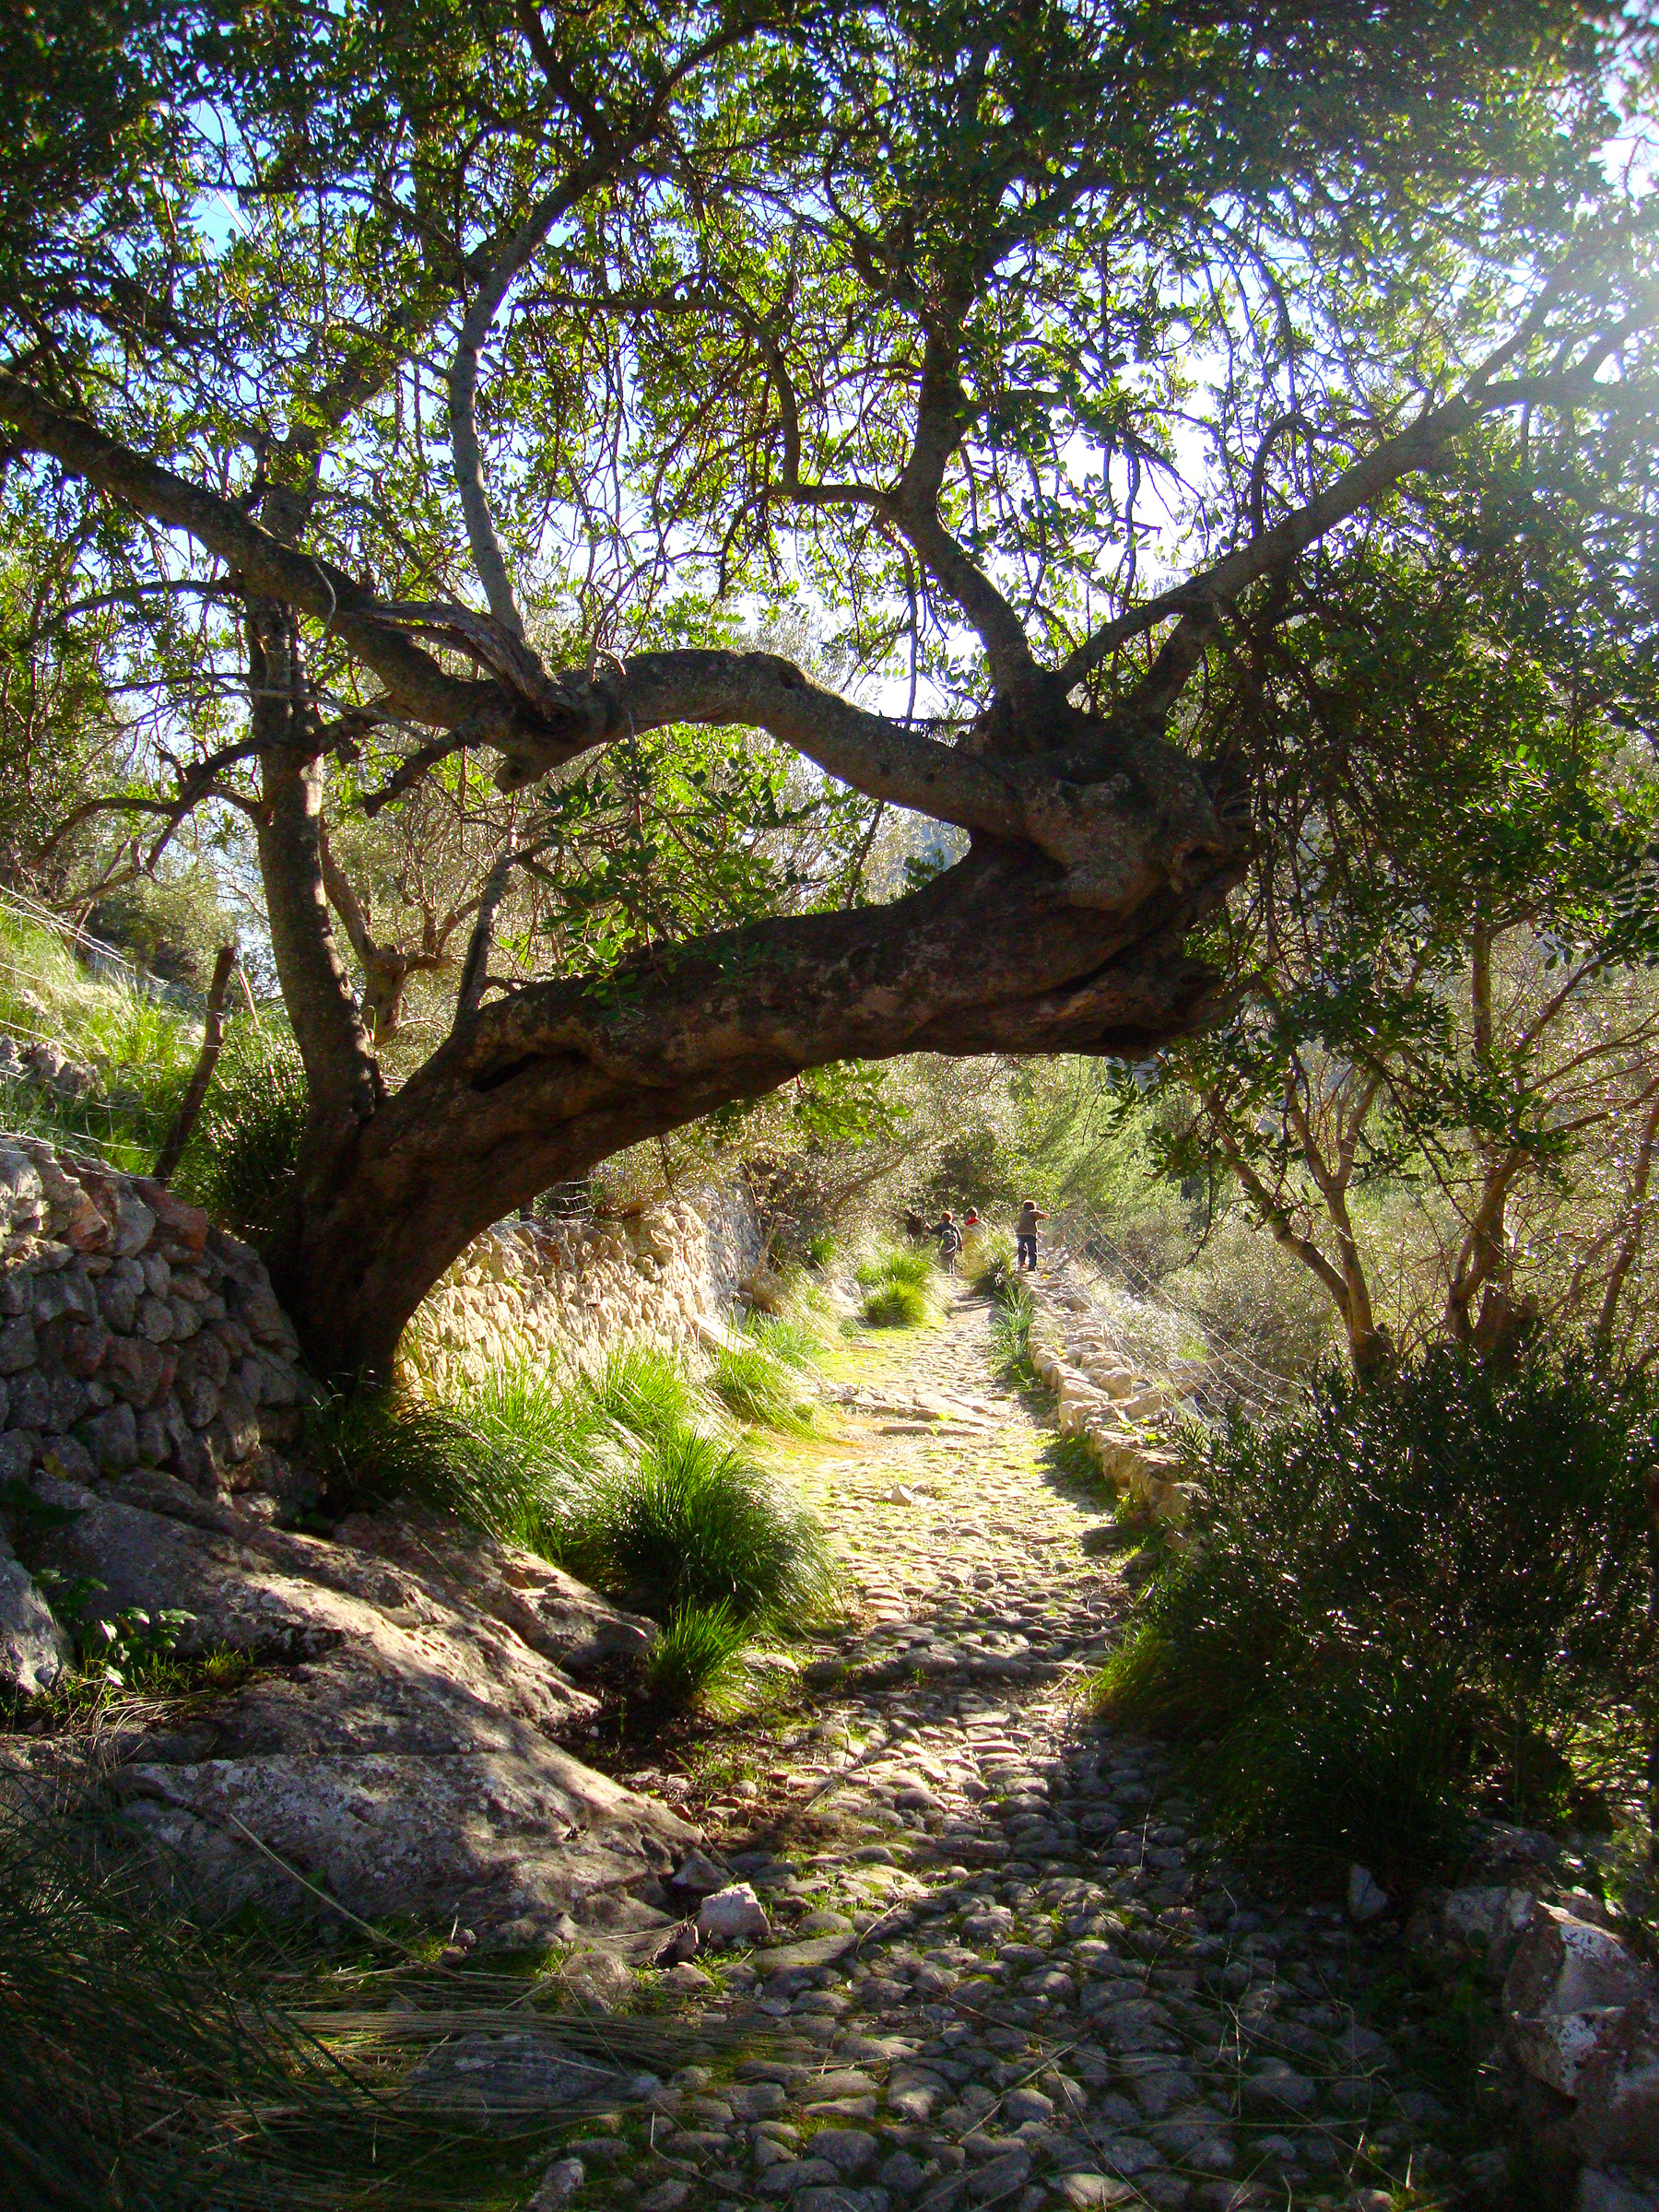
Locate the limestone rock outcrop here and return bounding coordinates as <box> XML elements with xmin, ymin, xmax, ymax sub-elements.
<box><xmin>6</xmin><ymin>1465</ymin><xmax>691</xmax><ymax>1940</ymax></box>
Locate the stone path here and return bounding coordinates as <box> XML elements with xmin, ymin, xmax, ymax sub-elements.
<box><xmin>570</xmin><ymin>1291</ymin><xmax>1465</xmax><ymax>2212</ymax></box>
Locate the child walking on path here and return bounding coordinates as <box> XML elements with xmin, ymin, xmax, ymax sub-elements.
<box><xmin>1015</xmin><ymin>1197</ymin><xmax>1048</xmax><ymax>1272</ymax></box>
<box><xmin>935</xmin><ymin>1209</ymin><xmax>964</xmax><ymax>1276</ymax></box>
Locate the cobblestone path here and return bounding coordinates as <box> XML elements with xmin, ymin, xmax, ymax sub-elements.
<box><xmin>581</xmin><ymin>1292</ymin><xmax>1462</xmax><ymax>2212</ymax></box>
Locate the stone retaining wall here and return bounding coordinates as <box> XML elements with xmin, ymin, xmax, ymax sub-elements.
<box><xmin>0</xmin><ymin>1133</ymin><xmax>311</xmax><ymax>1515</ymax></box>
<box><xmin>399</xmin><ymin>1187</ymin><xmax>766</xmax><ymax>1398</ymax></box>
<box><xmin>1027</xmin><ymin>1275</ymin><xmax>1210</xmax><ymax>1524</ymax></box>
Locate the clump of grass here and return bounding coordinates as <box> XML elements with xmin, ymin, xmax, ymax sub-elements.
<box><xmin>641</xmin><ymin>1601</ymin><xmax>751</xmax><ymax>1710</ymax></box>
<box><xmin>855</xmin><ymin>1242</ymin><xmax>940</xmax><ymax>1327</ymax></box>
<box><xmin>1096</xmin><ymin>1347</ymin><xmax>1658</xmax><ymax>1880</ymax></box>
<box><xmin>558</xmin><ymin>1424</ymin><xmax>838</xmax><ymax>1631</ymax></box>
<box><xmin>968</xmin><ymin>1228</ymin><xmax>1018</xmax><ymax>1299</ymax></box>
<box><xmin>855</xmin><ymin>1244</ymin><xmax>935</xmax><ymax>1293</ymax></box>
<box><xmin>710</xmin><ymin>1332</ymin><xmax>815</xmax><ymax>1431</ymax></box>
<box><xmin>313</xmin><ymin>1343</ymin><xmax>839</xmax><ymax>1643</ymax></box>
<box><xmin>987</xmin><ymin>1284</ymin><xmax>1037</xmax><ymax>1383</ymax></box>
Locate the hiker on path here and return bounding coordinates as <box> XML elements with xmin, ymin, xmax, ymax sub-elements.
<box><xmin>1015</xmin><ymin>1196</ymin><xmax>1048</xmax><ymax>1272</ymax></box>
<box><xmin>935</xmin><ymin>1208</ymin><xmax>963</xmax><ymax>1276</ymax></box>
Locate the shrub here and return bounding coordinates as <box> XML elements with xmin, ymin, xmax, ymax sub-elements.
<box><xmin>1096</xmin><ymin>1347</ymin><xmax>1657</xmax><ymax>1878</ymax></box>
<box><xmin>641</xmin><ymin>1601</ymin><xmax>751</xmax><ymax>1710</ymax></box>
<box><xmin>558</xmin><ymin>1424</ymin><xmax>838</xmax><ymax>1630</ymax></box>
<box><xmin>181</xmin><ymin>1028</ymin><xmax>308</xmax><ymax>1246</ymax></box>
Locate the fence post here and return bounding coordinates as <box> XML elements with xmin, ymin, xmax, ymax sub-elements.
<box><xmin>152</xmin><ymin>946</ymin><xmax>239</xmax><ymax>1184</ymax></box>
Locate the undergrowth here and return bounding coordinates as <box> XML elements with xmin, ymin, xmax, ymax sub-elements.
<box><xmin>1095</xmin><ymin>1347</ymin><xmax>1658</xmax><ymax>1881</ymax></box>
<box><xmin>987</xmin><ymin>1284</ymin><xmax>1037</xmax><ymax>1385</ymax></box>
<box><xmin>311</xmin><ymin>1338</ymin><xmax>838</xmax><ymax>1702</ymax></box>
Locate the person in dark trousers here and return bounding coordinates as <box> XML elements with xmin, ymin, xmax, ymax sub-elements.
<box><xmin>1015</xmin><ymin>1196</ymin><xmax>1048</xmax><ymax>1271</ymax></box>
<box><xmin>935</xmin><ymin>1208</ymin><xmax>963</xmax><ymax>1275</ymax></box>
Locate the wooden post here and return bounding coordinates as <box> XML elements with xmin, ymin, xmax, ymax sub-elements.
<box><xmin>152</xmin><ymin>945</ymin><xmax>239</xmax><ymax>1184</ymax></box>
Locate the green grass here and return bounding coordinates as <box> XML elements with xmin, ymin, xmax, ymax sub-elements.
<box><xmin>855</xmin><ymin>1241</ymin><xmax>942</xmax><ymax>1327</ymax></box>
<box><xmin>1095</xmin><ymin>1347</ymin><xmax>1658</xmax><ymax>1880</ymax></box>
<box><xmin>987</xmin><ymin>1284</ymin><xmax>1037</xmax><ymax>1383</ymax></box>
<box><xmin>0</xmin><ymin>909</ymin><xmax>202</xmax><ymax>1171</ymax></box>
<box><xmin>312</xmin><ymin>1342</ymin><xmax>838</xmax><ymax>1641</ymax></box>
<box><xmin>556</xmin><ymin>1422</ymin><xmax>838</xmax><ymax>1630</ymax></box>
<box><xmin>641</xmin><ymin>1600</ymin><xmax>752</xmax><ymax>1710</ymax></box>
<box><xmin>709</xmin><ymin>1331</ymin><xmax>816</xmax><ymax>1430</ymax></box>
<box><xmin>968</xmin><ymin>1227</ymin><xmax>1018</xmax><ymax>1299</ymax></box>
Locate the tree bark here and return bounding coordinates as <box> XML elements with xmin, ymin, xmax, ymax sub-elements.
<box><xmin>152</xmin><ymin>944</ymin><xmax>238</xmax><ymax>1183</ymax></box>
<box><xmin>270</xmin><ymin>838</ymin><xmax>1232</xmax><ymax>1376</ymax></box>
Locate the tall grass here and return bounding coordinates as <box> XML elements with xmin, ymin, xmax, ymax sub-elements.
<box><xmin>557</xmin><ymin>1423</ymin><xmax>838</xmax><ymax>1630</ymax></box>
<box><xmin>710</xmin><ymin>1324</ymin><xmax>816</xmax><ymax>1431</ymax></box>
<box><xmin>313</xmin><ymin>1342</ymin><xmax>837</xmax><ymax>1636</ymax></box>
<box><xmin>855</xmin><ymin>1242</ymin><xmax>940</xmax><ymax>1327</ymax></box>
<box><xmin>987</xmin><ymin>1284</ymin><xmax>1037</xmax><ymax>1385</ymax></box>
<box><xmin>1096</xmin><ymin>1347</ymin><xmax>1658</xmax><ymax>1878</ymax></box>
<box><xmin>0</xmin><ymin>1792</ymin><xmax>729</xmax><ymax>2209</ymax></box>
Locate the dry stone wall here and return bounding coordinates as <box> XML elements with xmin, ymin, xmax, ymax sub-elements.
<box><xmin>1027</xmin><ymin>1274</ymin><xmax>1211</xmax><ymax>1524</ymax></box>
<box><xmin>399</xmin><ymin>1186</ymin><xmax>766</xmax><ymax>1397</ymax></box>
<box><xmin>0</xmin><ymin>1133</ymin><xmax>312</xmax><ymax>1516</ymax></box>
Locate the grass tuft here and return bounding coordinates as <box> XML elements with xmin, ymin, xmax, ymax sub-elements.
<box><xmin>855</xmin><ymin>1241</ymin><xmax>941</xmax><ymax>1327</ymax></box>
<box><xmin>641</xmin><ymin>1600</ymin><xmax>751</xmax><ymax>1710</ymax></box>
<box><xmin>557</xmin><ymin>1423</ymin><xmax>838</xmax><ymax>1631</ymax></box>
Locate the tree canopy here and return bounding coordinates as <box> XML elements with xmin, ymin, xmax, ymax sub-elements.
<box><xmin>2</xmin><ymin>0</ymin><xmax>1657</xmax><ymax>1371</ymax></box>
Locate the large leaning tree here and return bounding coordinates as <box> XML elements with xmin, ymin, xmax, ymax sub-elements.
<box><xmin>2</xmin><ymin>0</ymin><xmax>1657</xmax><ymax>1374</ymax></box>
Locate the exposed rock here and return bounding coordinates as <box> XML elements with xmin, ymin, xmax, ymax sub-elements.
<box><xmin>0</xmin><ymin>1530</ymin><xmax>71</xmax><ymax>1693</ymax></box>
<box><xmin>331</xmin><ymin>1507</ymin><xmax>657</xmax><ymax>1675</ymax></box>
<box><xmin>1574</xmin><ymin>1996</ymin><xmax>1659</xmax><ymax>2173</ymax></box>
<box><xmin>698</xmin><ymin>1881</ymin><xmax>772</xmax><ymax>1947</ymax></box>
<box><xmin>405</xmin><ymin>2031</ymin><xmax>648</xmax><ymax>2124</ymax></box>
<box><xmin>9</xmin><ymin>1470</ymin><xmax>693</xmax><ymax>1933</ymax></box>
<box><xmin>1505</xmin><ymin>1904</ymin><xmax>1658</xmax><ymax>2097</ymax></box>
<box><xmin>1347</xmin><ymin>1864</ymin><xmax>1391</xmax><ymax>1922</ymax></box>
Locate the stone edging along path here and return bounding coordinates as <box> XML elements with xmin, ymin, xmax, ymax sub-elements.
<box><xmin>561</xmin><ymin>1286</ymin><xmax>1483</xmax><ymax>2212</ymax></box>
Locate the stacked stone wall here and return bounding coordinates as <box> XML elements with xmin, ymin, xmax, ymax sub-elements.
<box><xmin>0</xmin><ymin>1134</ymin><xmax>309</xmax><ymax>1513</ymax></box>
<box><xmin>399</xmin><ymin>1187</ymin><xmax>766</xmax><ymax>1398</ymax></box>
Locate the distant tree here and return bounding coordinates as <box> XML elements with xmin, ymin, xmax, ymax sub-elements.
<box><xmin>2</xmin><ymin>0</ymin><xmax>1657</xmax><ymax>1375</ymax></box>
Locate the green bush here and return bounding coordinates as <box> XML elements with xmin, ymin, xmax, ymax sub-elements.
<box><xmin>1097</xmin><ymin>1347</ymin><xmax>1657</xmax><ymax>1878</ymax></box>
<box><xmin>558</xmin><ymin>1423</ymin><xmax>837</xmax><ymax>1630</ymax></box>
<box><xmin>641</xmin><ymin>1600</ymin><xmax>751</xmax><ymax>1710</ymax></box>
<box><xmin>180</xmin><ymin>1028</ymin><xmax>308</xmax><ymax>1246</ymax></box>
